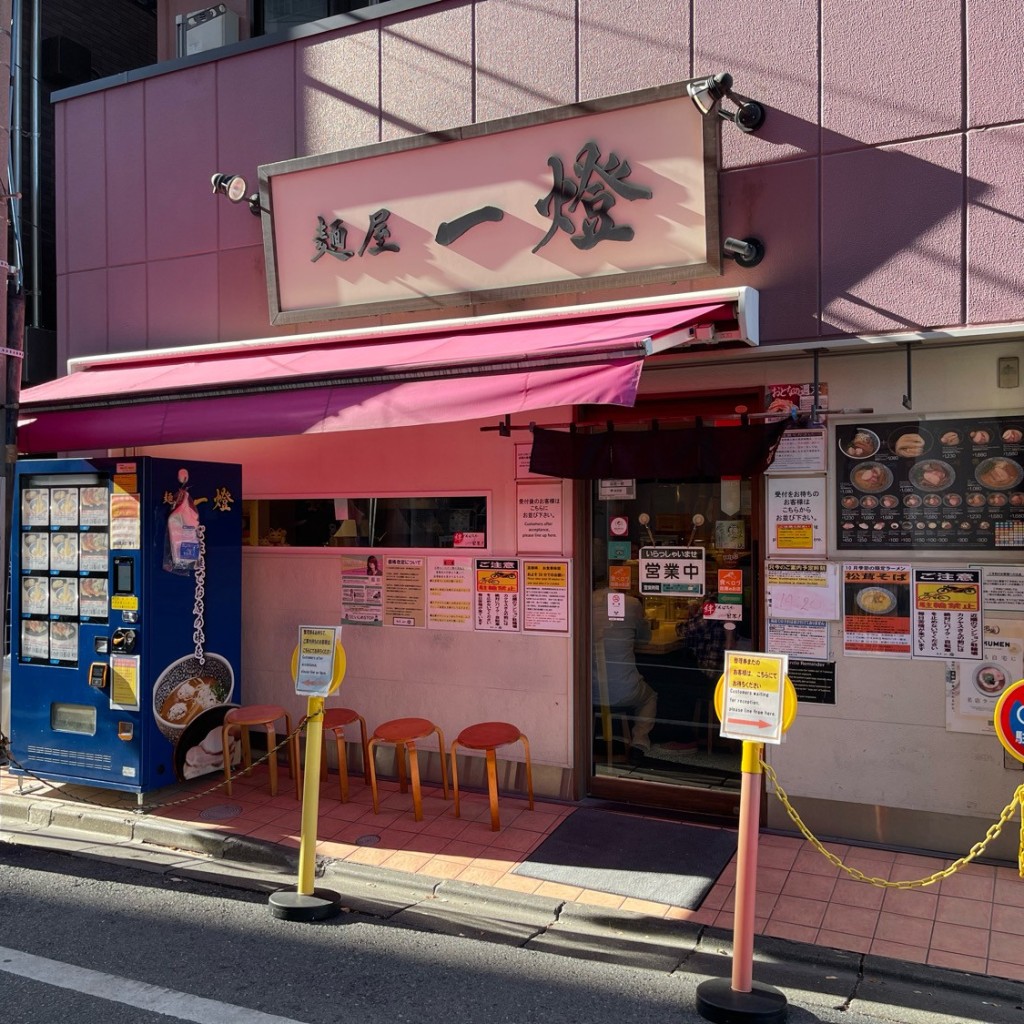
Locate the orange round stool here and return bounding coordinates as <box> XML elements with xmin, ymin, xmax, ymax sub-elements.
<box><xmin>451</xmin><ymin>722</ymin><xmax>533</xmax><ymax>831</ymax></box>
<box><xmin>367</xmin><ymin>717</ymin><xmax>448</xmax><ymax>821</ymax></box>
<box><xmin>221</xmin><ymin>704</ymin><xmax>300</xmax><ymax>800</ymax></box>
<box><xmin>319</xmin><ymin>707</ymin><xmax>370</xmax><ymax>803</ymax></box>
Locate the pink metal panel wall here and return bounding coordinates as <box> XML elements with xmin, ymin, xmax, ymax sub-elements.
<box><xmin>475</xmin><ymin>0</ymin><xmax>576</xmax><ymax>121</ymax></box>
<box><xmin>55</xmin><ymin>0</ymin><xmax>1024</xmax><ymax>358</ymax></box>
<box><xmin>380</xmin><ymin>7</ymin><xmax>474</xmax><ymax>142</ymax></box>
<box><xmin>966</xmin><ymin>124</ymin><xmax>1024</xmax><ymax>324</ymax></box>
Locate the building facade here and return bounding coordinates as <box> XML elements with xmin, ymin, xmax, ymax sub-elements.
<box><xmin>19</xmin><ymin>0</ymin><xmax>1024</xmax><ymax>857</ymax></box>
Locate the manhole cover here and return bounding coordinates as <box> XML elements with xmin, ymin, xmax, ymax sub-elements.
<box><xmin>355</xmin><ymin>834</ymin><xmax>381</xmax><ymax>846</ymax></box>
<box><xmin>198</xmin><ymin>803</ymin><xmax>243</xmax><ymax>822</ymax></box>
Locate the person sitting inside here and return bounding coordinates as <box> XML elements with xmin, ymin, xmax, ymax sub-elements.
<box><xmin>592</xmin><ymin>583</ymin><xmax>658</xmax><ymax>761</ymax></box>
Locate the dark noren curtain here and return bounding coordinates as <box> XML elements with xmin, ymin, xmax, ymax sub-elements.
<box><xmin>528</xmin><ymin>419</ymin><xmax>791</xmax><ymax>480</ymax></box>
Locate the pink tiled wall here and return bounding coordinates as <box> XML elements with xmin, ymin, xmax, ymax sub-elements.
<box><xmin>55</xmin><ymin>0</ymin><xmax>1024</xmax><ymax>361</ymax></box>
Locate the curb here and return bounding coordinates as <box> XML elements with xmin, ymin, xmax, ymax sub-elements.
<box><xmin>4</xmin><ymin>790</ymin><xmax>1024</xmax><ymax>1022</ymax></box>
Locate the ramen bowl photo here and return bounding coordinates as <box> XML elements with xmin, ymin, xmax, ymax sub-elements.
<box><xmin>855</xmin><ymin>587</ymin><xmax>896</xmax><ymax>615</ymax></box>
<box><xmin>850</xmin><ymin>462</ymin><xmax>893</xmax><ymax>493</ymax></box>
<box><xmin>908</xmin><ymin>459</ymin><xmax>955</xmax><ymax>492</ymax></box>
<box><xmin>840</xmin><ymin>429</ymin><xmax>880</xmax><ymax>459</ymax></box>
<box><xmin>152</xmin><ymin>653</ymin><xmax>235</xmax><ymax>744</ymax></box>
<box><xmin>975</xmin><ymin>457</ymin><xmax>1023</xmax><ymax>490</ymax></box>
<box><xmin>888</xmin><ymin>428</ymin><xmax>931</xmax><ymax>459</ymax></box>
<box><xmin>973</xmin><ymin>663</ymin><xmax>1007</xmax><ymax>696</ymax></box>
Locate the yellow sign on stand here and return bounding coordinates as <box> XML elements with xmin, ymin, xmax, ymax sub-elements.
<box><xmin>715</xmin><ymin>651</ymin><xmax>798</xmax><ymax>745</ymax></box>
<box><xmin>270</xmin><ymin>628</ymin><xmax>347</xmax><ymax>922</ymax></box>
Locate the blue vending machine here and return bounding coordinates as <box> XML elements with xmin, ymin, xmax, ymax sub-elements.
<box><xmin>9</xmin><ymin>456</ymin><xmax>242</xmax><ymax>798</ymax></box>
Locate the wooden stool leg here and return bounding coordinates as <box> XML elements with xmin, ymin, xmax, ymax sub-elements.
<box><xmin>485</xmin><ymin>748</ymin><xmax>500</xmax><ymax>831</ymax></box>
<box><xmin>450</xmin><ymin>741</ymin><xmax>461</xmax><ymax>819</ymax></box>
<box><xmin>240</xmin><ymin>725</ymin><xmax>252</xmax><ymax>770</ymax></box>
<box><xmin>520</xmin><ymin>735</ymin><xmax>534</xmax><ymax>810</ymax></box>
<box><xmin>357</xmin><ymin>717</ymin><xmax>370</xmax><ymax>779</ymax></box>
<box><xmin>335</xmin><ymin>731</ymin><xmax>350</xmax><ymax>803</ymax></box>
<box><xmin>222</xmin><ymin>724</ymin><xmax>233</xmax><ymax>796</ymax></box>
<box><xmin>395</xmin><ymin>742</ymin><xmax>409</xmax><ymax>793</ymax></box>
<box><xmin>433</xmin><ymin>726</ymin><xmax>449</xmax><ymax>800</ymax></box>
<box><xmin>406</xmin><ymin>740</ymin><xmax>423</xmax><ymax>821</ymax></box>
<box><xmin>266</xmin><ymin>727</ymin><xmax>279</xmax><ymax>797</ymax></box>
<box><xmin>367</xmin><ymin>738</ymin><xmax>381</xmax><ymax>813</ymax></box>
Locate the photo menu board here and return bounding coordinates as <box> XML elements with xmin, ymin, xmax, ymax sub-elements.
<box><xmin>19</xmin><ymin>482</ymin><xmax>110</xmax><ymax>665</ymax></box>
<box><xmin>836</xmin><ymin>416</ymin><xmax>1024</xmax><ymax>550</ymax></box>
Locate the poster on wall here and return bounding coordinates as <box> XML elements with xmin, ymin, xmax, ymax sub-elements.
<box><xmin>979</xmin><ymin>564</ymin><xmax>1024</xmax><ymax>612</ymax></box>
<box><xmin>765</xmin><ymin>561</ymin><xmax>840</xmax><ymax>621</ymax></box>
<box><xmin>515</xmin><ymin>482</ymin><xmax>563</xmax><ymax>553</ymax></box>
<box><xmin>766</xmin><ymin>477</ymin><xmax>827</xmax><ymax>555</ymax></box>
<box><xmin>340</xmin><ymin>553</ymin><xmax>384</xmax><ymax>626</ymax></box>
<box><xmin>835</xmin><ymin>416</ymin><xmax>1024</xmax><ymax>550</ymax></box>
<box><xmin>766</xmin><ymin>382</ymin><xmax>829</xmax><ymax>419</ymax></box>
<box><xmin>426</xmin><ymin>557</ymin><xmax>474</xmax><ymax>630</ymax></box>
<box><xmin>383</xmin><ymin>556</ymin><xmax>426</xmax><ymax>627</ymax></box>
<box><xmin>946</xmin><ymin>613</ymin><xmax>1024</xmax><ymax>734</ymax></box>
<box><xmin>766</xmin><ymin>618</ymin><xmax>830</xmax><ymax>661</ymax></box>
<box><xmin>767</xmin><ymin>428</ymin><xmax>827</xmax><ymax>474</ymax></box>
<box><xmin>474</xmin><ymin>559</ymin><xmax>520</xmax><ymax>632</ymax></box>
<box><xmin>523</xmin><ymin>560</ymin><xmax>571</xmax><ymax>634</ymax></box>
<box><xmin>911</xmin><ymin>567</ymin><xmax>982</xmax><ymax>660</ymax></box>
<box><xmin>842</xmin><ymin>563</ymin><xmax>912</xmax><ymax>657</ymax></box>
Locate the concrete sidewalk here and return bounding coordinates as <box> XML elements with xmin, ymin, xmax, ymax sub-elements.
<box><xmin>1</xmin><ymin>780</ymin><xmax>1022</xmax><ymax>1024</ymax></box>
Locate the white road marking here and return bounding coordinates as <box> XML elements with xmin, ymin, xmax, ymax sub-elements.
<box><xmin>0</xmin><ymin>945</ymin><xmax>308</xmax><ymax>1024</ymax></box>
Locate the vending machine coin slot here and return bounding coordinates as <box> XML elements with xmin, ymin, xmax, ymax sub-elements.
<box><xmin>111</xmin><ymin>629</ymin><xmax>137</xmax><ymax>654</ymax></box>
<box><xmin>88</xmin><ymin>662</ymin><xmax>108</xmax><ymax>690</ymax></box>
<box><xmin>94</xmin><ymin>636</ymin><xmax>109</xmax><ymax>655</ymax></box>
<box><xmin>117</xmin><ymin>721</ymin><xmax>134</xmax><ymax>742</ymax></box>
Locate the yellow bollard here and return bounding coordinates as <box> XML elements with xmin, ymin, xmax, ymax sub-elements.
<box><xmin>297</xmin><ymin>696</ymin><xmax>326</xmax><ymax>896</ymax></box>
<box><xmin>269</xmin><ymin>632</ymin><xmax>347</xmax><ymax>922</ymax></box>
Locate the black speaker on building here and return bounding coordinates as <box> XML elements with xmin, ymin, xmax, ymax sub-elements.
<box><xmin>22</xmin><ymin>327</ymin><xmax>56</xmax><ymax>387</ymax></box>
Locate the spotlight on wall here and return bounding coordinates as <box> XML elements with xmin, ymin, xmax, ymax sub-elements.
<box><xmin>686</xmin><ymin>73</ymin><xmax>765</xmax><ymax>134</ymax></box>
<box><xmin>722</xmin><ymin>236</ymin><xmax>765</xmax><ymax>268</ymax></box>
<box><xmin>211</xmin><ymin>172</ymin><xmax>263</xmax><ymax>216</ymax></box>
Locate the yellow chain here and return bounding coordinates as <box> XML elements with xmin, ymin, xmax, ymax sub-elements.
<box><xmin>760</xmin><ymin>757</ymin><xmax>1024</xmax><ymax>887</ymax></box>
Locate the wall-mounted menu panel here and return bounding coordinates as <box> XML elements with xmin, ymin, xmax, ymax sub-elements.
<box><xmin>836</xmin><ymin>416</ymin><xmax>1024</xmax><ymax>550</ymax></box>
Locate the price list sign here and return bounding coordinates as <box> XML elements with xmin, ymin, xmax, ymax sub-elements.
<box><xmin>835</xmin><ymin>416</ymin><xmax>1024</xmax><ymax>550</ymax></box>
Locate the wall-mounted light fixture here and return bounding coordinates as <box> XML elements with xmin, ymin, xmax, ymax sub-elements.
<box><xmin>211</xmin><ymin>172</ymin><xmax>263</xmax><ymax>216</ymax></box>
<box><xmin>722</xmin><ymin>236</ymin><xmax>765</xmax><ymax>268</ymax></box>
<box><xmin>686</xmin><ymin>73</ymin><xmax>765</xmax><ymax>134</ymax></box>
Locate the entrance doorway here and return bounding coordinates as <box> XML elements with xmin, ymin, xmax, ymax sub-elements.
<box><xmin>588</xmin><ymin>475</ymin><xmax>756</xmax><ymax>821</ymax></box>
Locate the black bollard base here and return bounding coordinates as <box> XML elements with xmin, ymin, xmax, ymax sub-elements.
<box><xmin>696</xmin><ymin>978</ymin><xmax>788</xmax><ymax>1024</ymax></box>
<box><xmin>268</xmin><ymin>886</ymin><xmax>342</xmax><ymax>922</ymax></box>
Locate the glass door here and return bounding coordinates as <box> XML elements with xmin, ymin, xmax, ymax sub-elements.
<box><xmin>589</xmin><ymin>477</ymin><xmax>756</xmax><ymax>819</ymax></box>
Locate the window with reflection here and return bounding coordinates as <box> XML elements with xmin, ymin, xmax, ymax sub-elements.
<box><xmin>242</xmin><ymin>496</ymin><xmax>488</xmax><ymax>549</ymax></box>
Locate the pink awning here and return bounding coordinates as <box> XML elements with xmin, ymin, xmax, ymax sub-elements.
<box><xmin>17</xmin><ymin>301</ymin><xmax>736</xmax><ymax>453</ymax></box>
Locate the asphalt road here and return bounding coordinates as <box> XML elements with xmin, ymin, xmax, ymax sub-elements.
<box><xmin>0</xmin><ymin>840</ymin><xmax>1015</xmax><ymax>1024</ymax></box>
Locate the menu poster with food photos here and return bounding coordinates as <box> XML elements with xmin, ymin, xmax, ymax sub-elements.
<box><xmin>79</xmin><ymin>486</ymin><xmax>109</xmax><ymax>526</ymax></box>
<box><xmin>842</xmin><ymin>563</ymin><xmax>912</xmax><ymax>657</ymax></box>
<box><xmin>20</xmin><ymin>620</ymin><xmax>49</xmax><ymax>660</ymax></box>
<box><xmin>836</xmin><ymin>416</ymin><xmax>1024</xmax><ymax>550</ymax></box>
<box><xmin>911</xmin><ymin>567</ymin><xmax>983</xmax><ymax>660</ymax></box>
<box><xmin>79</xmin><ymin>531</ymin><xmax>109</xmax><ymax>572</ymax></box>
<box><xmin>946</xmin><ymin>614</ymin><xmax>1024</xmax><ymax>734</ymax></box>
<box><xmin>48</xmin><ymin>621</ymin><xmax>79</xmax><ymax>663</ymax></box>
<box><xmin>21</xmin><ymin>533</ymin><xmax>48</xmax><ymax>572</ymax></box>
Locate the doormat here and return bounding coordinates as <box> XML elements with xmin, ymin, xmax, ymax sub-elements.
<box><xmin>513</xmin><ymin>807</ymin><xmax>737</xmax><ymax>909</ymax></box>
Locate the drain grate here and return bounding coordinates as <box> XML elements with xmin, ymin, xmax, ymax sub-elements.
<box><xmin>355</xmin><ymin>833</ymin><xmax>381</xmax><ymax>846</ymax></box>
<box><xmin>198</xmin><ymin>803</ymin><xmax>243</xmax><ymax>822</ymax></box>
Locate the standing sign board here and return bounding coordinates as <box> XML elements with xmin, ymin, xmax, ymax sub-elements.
<box><xmin>719</xmin><ymin>651</ymin><xmax>795</xmax><ymax>744</ymax></box>
<box><xmin>293</xmin><ymin>625</ymin><xmax>344</xmax><ymax>697</ymax></box>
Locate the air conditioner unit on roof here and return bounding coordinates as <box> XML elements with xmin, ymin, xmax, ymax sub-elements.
<box><xmin>175</xmin><ymin>4</ymin><xmax>240</xmax><ymax>58</ymax></box>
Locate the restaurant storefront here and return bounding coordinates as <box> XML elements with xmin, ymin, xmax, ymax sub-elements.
<box><xmin>22</xmin><ymin>1</ymin><xmax>1024</xmax><ymax>856</ymax></box>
